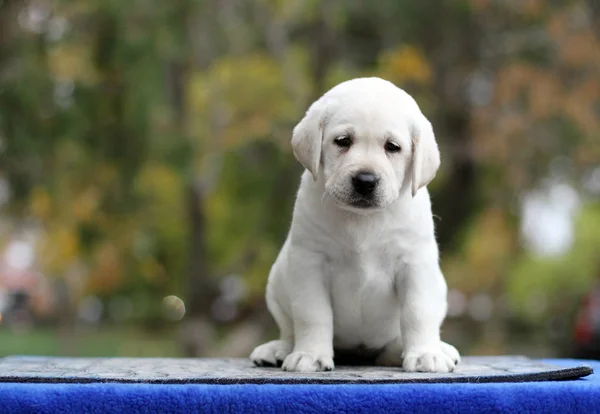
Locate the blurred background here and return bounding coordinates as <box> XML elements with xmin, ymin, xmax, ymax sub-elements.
<box><xmin>0</xmin><ymin>0</ymin><xmax>599</xmax><ymax>361</ymax></box>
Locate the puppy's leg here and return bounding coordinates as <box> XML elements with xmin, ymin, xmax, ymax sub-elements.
<box><xmin>281</xmin><ymin>250</ymin><xmax>334</xmax><ymax>373</ymax></box>
<box><xmin>399</xmin><ymin>259</ymin><xmax>458</xmax><ymax>373</ymax></box>
<box><xmin>251</xmin><ymin>270</ymin><xmax>293</xmax><ymax>367</ymax></box>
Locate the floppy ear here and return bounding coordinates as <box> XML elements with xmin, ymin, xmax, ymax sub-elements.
<box><xmin>411</xmin><ymin>114</ymin><xmax>440</xmax><ymax>197</ymax></box>
<box><xmin>291</xmin><ymin>99</ymin><xmax>327</xmax><ymax>181</ymax></box>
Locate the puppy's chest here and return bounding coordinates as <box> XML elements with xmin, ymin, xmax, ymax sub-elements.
<box><xmin>327</xmin><ymin>249</ymin><xmax>400</xmax><ymax>313</ymax></box>
<box><xmin>327</xmin><ymin>249</ymin><xmax>396</xmax><ymax>286</ymax></box>
<box><xmin>323</xmin><ymin>234</ymin><xmax>404</xmax><ymax>282</ymax></box>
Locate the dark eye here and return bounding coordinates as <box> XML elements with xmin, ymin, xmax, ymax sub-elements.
<box><xmin>334</xmin><ymin>135</ymin><xmax>352</xmax><ymax>148</ymax></box>
<box><xmin>384</xmin><ymin>141</ymin><xmax>401</xmax><ymax>153</ymax></box>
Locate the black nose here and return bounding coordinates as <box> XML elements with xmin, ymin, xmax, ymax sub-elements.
<box><xmin>352</xmin><ymin>171</ymin><xmax>379</xmax><ymax>196</ymax></box>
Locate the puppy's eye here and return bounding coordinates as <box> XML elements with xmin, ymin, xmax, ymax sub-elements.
<box><xmin>334</xmin><ymin>135</ymin><xmax>352</xmax><ymax>148</ymax></box>
<box><xmin>384</xmin><ymin>142</ymin><xmax>401</xmax><ymax>153</ymax></box>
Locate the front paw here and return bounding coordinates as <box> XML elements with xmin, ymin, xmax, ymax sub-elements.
<box><xmin>250</xmin><ymin>340</ymin><xmax>293</xmax><ymax>367</ymax></box>
<box><xmin>440</xmin><ymin>341</ymin><xmax>461</xmax><ymax>365</ymax></box>
<box><xmin>402</xmin><ymin>346</ymin><xmax>456</xmax><ymax>373</ymax></box>
<box><xmin>282</xmin><ymin>351</ymin><xmax>334</xmax><ymax>372</ymax></box>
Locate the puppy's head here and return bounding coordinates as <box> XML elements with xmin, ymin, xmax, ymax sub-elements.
<box><xmin>291</xmin><ymin>77</ymin><xmax>440</xmax><ymax>213</ymax></box>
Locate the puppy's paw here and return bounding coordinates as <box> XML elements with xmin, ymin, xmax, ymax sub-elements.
<box><xmin>440</xmin><ymin>341</ymin><xmax>461</xmax><ymax>365</ymax></box>
<box><xmin>282</xmin><ymin>351</ymin><xmax>334</xmax><ymax>372</ymax></box>
<box><xmin>402</xmin><ymin>346</ymin><xmax>455</xmax><ymax>373</ymax></box>
<box><xmin>250</xmin><ymin>340</ymin><xmax>293</xmax><ymax>367</ymax></box>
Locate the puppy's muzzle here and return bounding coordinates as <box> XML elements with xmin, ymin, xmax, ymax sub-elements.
<box><xmin>352</xmin><ymin>171</ymin><xmax>379</xmax><ymax>198</ymax></box>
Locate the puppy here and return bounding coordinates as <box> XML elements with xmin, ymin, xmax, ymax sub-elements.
<box><xmin>250</xmin><ymin>77</ymin><xmax>460</xmax><ymax>373</ymax></box>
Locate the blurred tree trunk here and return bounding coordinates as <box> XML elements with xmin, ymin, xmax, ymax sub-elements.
<box><xmin>164</xmin><ymin>59</ymin><xmax>216</xmax><ymax>339</ymax></box>
<box><xmin>176</xmin><ymin>0</ymin><xmax>220</xmax><ymax>357</ymax></box>
<box><xmin>0</xmin><ymin>0</ymin><xmax>16</xmax><ymax>57</ymax></box>
<box><xmin>422</xmin><ymin>8</ymin><xmax>482</xmax><ymax>252</ymax></box>
<box><xmin>180</xmin><ymin>180</ymin><xmax>217</xmax><ymax>356</ymax></box>
<box><xmin>0</xmin><ymin>0</ymin><xmax>25</xmax><ymax>201</ymax></box>
<box><xmin>587</xmin><ymin>0</ymin><xmax>600</xmax><ymax>40</ymax></box>
<box><xmin>311</xmin><ymin>0</ymin><xmax>338</xmax><ymax>100</ymax></box>
<box><xmin>172</xmin><ymin>76</ymin><xmax>217</xmax><ymax>357</ymax></box>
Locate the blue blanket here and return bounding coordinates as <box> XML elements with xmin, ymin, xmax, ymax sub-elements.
<box><xmin>1</xmin><ymin>359</ymin><xmax>599</xmax><ymax>413</ymax></box>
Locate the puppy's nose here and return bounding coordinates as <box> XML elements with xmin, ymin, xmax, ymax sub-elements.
<box><xmin>352</xmin><ymin>171</ymin><xmax>379</xmax><ymax>196</ymax></box>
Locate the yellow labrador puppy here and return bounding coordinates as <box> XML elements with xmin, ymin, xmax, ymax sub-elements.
<box><xmin>250</xmin><ymin>77</ymin><xmax>460</xmax><ymax>373</ymax></box>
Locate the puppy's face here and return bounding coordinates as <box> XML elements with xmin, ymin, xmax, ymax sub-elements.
<box><xmin>292</xmin><ymin>78</ymin><xmax>440</xmax><ymax>213</ymax></box>
<box><xmin>319</xmin><ymin>105</ymin><xmax>411</xmax><ymax>211</ymax></box>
